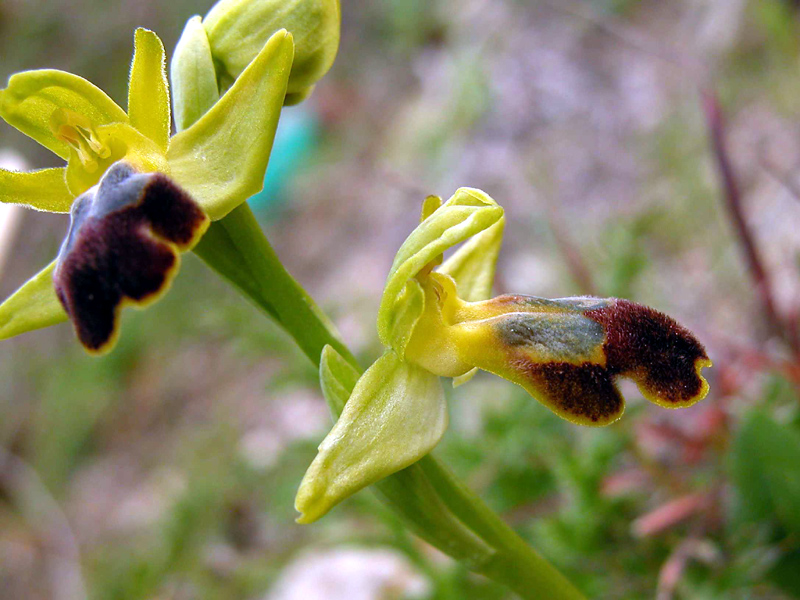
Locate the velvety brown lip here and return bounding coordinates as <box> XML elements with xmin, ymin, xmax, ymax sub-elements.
<box><xmin>517</xmin><ymin>359</ymin><xmax>623</xmax><ymax>424</ymax></box>
<box><xmin>54</xmin><ymin>163</ymin><xmax>208</xmax><ymax>353</ymax></box>
<box><xmin>585</xmin><ymin>299</ymin><xmax>710</xmax><ymax>405</ymax></box>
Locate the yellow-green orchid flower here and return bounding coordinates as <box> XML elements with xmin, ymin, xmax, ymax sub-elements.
<box><xmin>0</xmin><ymin>27</ymin><xmax>294</xmax><ymax>353</ymax></box>
<box><xmin>295</xmin><ymin>189</ymin><xmax>712</xmax><ymax>523</ymax></box>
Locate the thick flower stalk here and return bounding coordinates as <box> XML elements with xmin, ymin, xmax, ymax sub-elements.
<box><xmin>0</xmin><ymin>27</ymin><xmax>294</xmax><ymax>353</ymax></box>
<box><xmin>296</xmin><ymin>189</ymin><xmax>711</xmax><ymax>522</ymax></box>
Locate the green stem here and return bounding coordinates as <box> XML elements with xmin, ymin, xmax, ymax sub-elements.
<box><xmin>193</xmin><ymin>205</ymin><xmax>585</xmax><ymax>600</ymax></box>
<box><xmin>193</xmin><ymin>203</ymin><xmax>356</xmax><ymax>368</ymax></box>
<box><xmin>420</xmin><ymin>456</ymin><xmax>584</xmax><ymax>599</ymax></box>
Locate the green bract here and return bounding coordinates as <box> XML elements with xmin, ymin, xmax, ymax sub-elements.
<box><xmin>295</xmin><ymin>189</ymin><xmax>712</xmax><ymax>523</ymax></box>
<box><xmin>0</xmin><ymin>27</ymin><xmax>294</xmax><ymax>352</ymax></box>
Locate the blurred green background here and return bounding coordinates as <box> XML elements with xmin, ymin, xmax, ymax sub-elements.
<box><xmin>3</xmin><ymin>0</ymin><xmax>800</xmax><ymax>598</ymax></box>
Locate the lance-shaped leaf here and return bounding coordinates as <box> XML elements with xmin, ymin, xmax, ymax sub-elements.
<box><xmin>128</xmin><ymin>28</ymin><xmax>170</xmax><ymax>152</ymax></box>
<box><xmin>0</xmin><ymin>69</ymin><xmax>127</xmax><ymax>159</ymax></box>
<box><xmin>377</xmin><ymin>188</ymin><xmax>503</xmax><ymax>348</ymax></box>
<box><xmin>171</xmin><ymin>16</ymin><xmax>220</xmax><ymax>133</ymax></box>
<box><xmin>167</xmin><ymin>29</ymin><xmax>294</xmax><ymax>220</ymax></box>
<box><xmin>0</xmin><ymin>261</ymin><xmax>68</xmax><ymax>340</ymax></box>
<box><xmin>0</xmin><ymin>167</ymin><xmax>72</xmax><ymax>213</ymax></box>
<box><xmin>295</xmin><ymin>349</ymin><xmax>447</xmax><ymax>523</ymax></box>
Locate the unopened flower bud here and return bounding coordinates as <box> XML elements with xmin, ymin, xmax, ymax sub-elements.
<box><xmin>203</xmin><ymin>0</ymin><xmax>340</xmax><ymax>104</ymax></box>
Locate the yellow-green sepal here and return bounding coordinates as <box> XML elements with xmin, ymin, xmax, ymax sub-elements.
<box><xmin>127</xmin><ymin>28</ymin><xmax>171</xmax><ymax>152</ymax></box>
<box><xmin>377</xmin><ymin>188</ymin><xmax>503</xmax><ymax>346</ymax></box>
<box><xmin>167</xmin><ymin>29</ymin><xmax>294</xmax><ymax>220</ymax></box>
<box><xmin>440</xmin><ymin>217</ymin><xmax>505</xmax><ymax>302</ymax></box>
<box><xmin>314</xmin><ymin>345</ymin><xmax>495</xmax><ymax>561</ymax></box>
<box><xmin>0</xmin><ymin>260</ymin><xmax>68</xmax><ymax>340</ymax></box>
<box><xmin>0</xmin><ymin>167</ymin><xmax>73</xmax><ymax>213</ymax></box>
<box><xmin>0</xmin><ymin>69</ymin><xmax>127</xmax><ymax>159</ymax></box>
<box><xmin>171</xmin><ymin>16</ymin><xmax>220</xmax><ymax>133</ymax></box>
<box><xmin>295</xmin><ymin>349</ymin><xmax>447</xmax><ymax>523</ymax></box>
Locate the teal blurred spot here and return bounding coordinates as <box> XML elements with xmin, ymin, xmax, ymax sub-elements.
<box><xmin>248</xmin><ymin>106</ymin><xmax>320</xmax><ymax>216</ymax></box>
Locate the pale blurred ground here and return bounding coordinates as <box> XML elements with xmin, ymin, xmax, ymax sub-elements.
<box><xmin>2</xmin><ymin>1</ymin><xmax>800</xmax><ymax>599</ymax></box>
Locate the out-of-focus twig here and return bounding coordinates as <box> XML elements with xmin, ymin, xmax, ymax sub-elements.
<box><xmin>0</xmin><ymin>448</ymin><xmax>87</xmax><ymax>600</ymax></box>
<box><xmin>632</xmin><ymin>493</ymin><xmax>709</xmax><ymax>538</ymax></box>
<box><xmin>536</xmin><ymin>0</ymin><xmax>706</xmax><ymax>82</ymax></box>
<box><xmin>656</xmin><ymin>536</ymin><xmax>719</xmax><ymax>600</ymax></box>
<box><xmin>757</xmin><ymin>138</ymin><xmax>800</xmax><ymax>355</ymax></box>
<box><xmin>701</xmin><ymin>89</ymin><xmax>793</xmax><ymax>351</ymax></box>
<box><xmin>759</xmin><ymin>153</ymin><xmax>800</xmax><ymax>205</ymax></box>
<box><xmin>546</xmin><ymin>206</ymin><xmax>598</xmax><ymax>296</ymax></box>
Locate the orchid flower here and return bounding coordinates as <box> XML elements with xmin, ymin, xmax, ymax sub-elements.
<box><xmin>0</xmin><ymin>27</ymin><xmax>294</xmax><ymax>353</ymax></box>
<box><xmin>295</xmin><ymin>189</ymin><xmax>712</xmax><ymax>523</ymax></box>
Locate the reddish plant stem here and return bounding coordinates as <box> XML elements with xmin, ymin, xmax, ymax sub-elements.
<box><xmin>546</xmin><ymin>207</ymin><xmax>598</xmax><ymax>297</ymax></box>
<box><xmin>701</xmin><ymin>88</ymin><xmax>793</xmax><ymax>351</ymax></box>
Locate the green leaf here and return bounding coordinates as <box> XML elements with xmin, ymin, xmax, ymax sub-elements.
<box><xmin>769</xmin><ymin>548</ymin><xmax>800</xmax><ymax>598</ymax></box>
<box><xmin>0</xmin><ymin>167</ymin><xmax>72</xmax><ymax>213</ymax></box>
<box><xmin>731</xmin><ymin>411</ymin><xmax>800</xmax><ymax>535</ymax></box>
<box><xmin>0</xmin><ymin>260</ymin><xmax>68</xmax><ymax>340</ymax></box>
<box><xmin>127</xmin><ymin>28</ymin><xmax>171</xmax><ymax>151</ymax></box>
<box><xmin>0</xmin><ymin>69</ymin><xmax>127</xmax><ymax>159</ymax></box>
<box><xmin>167</xmin><ymin>29</ymin><xmax>293</xmax><ymax>220</ymax></box>
<box><xmin>296</xmin><ymin>350</ymin><xmax>447</xmax><ymax>523</ymax></box>
<box><xmin>170</xmin><ymin>16</ymin><xmax>220</xmax><ymax>133</ymax></box>
<box><xmin>377</xmin><ymin>188</ymin><xmax>503</xmax><ymax>346</ymax></box>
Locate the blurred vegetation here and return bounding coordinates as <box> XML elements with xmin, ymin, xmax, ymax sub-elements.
<box><xmin>3</xmin><ymin>0</ymin><xmax>800</xmax><ymax>599</ymax></box>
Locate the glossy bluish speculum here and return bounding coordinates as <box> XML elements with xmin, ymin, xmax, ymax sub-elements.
<box><xmin>54</xmin><ymin>161</ymin><xmax>209</xmax><ymax>354</ymax></box>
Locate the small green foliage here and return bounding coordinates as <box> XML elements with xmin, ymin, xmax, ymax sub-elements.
<box><xmin>731</xmin><ymin>411</ymin><xmax>800</xmax><ymax>535</ymax></box>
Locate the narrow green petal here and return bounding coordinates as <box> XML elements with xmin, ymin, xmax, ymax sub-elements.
<box><xmin>0</xmin><ymin>261</ymin><xmax>68</xmax><ymax>341</ymax></box>
<box><xmin>384</xmin><ymin>278</ymin><xmax>425</xmax><ymax>358</ymax></box>
<box><xmin>167</xmin><ymin>29</ymin><xmax>293</xmax><ymax>220</ymax></box>
<box><xmin>0</xmin><ymin>69</ymin><xmax>127</xmax><ymax>159</ymax></box>
<box><xmin>420</xmin><ymin>194</ymin><xmax>442</xmax><ymax>223</ymax></box>
<box><xmin>0</xmin><ymin>167</ymin><xmax>72</xmax><ymax>213</ymax></box>
<box><xmin>452</xmin><ymin>368</ymin><xmax>477</xmax><ymax>387</ymax></box>
<box><xmin>128</xmin><ymin>28</ymin><xmax>170</xmax><ymax>151</ymax></box>
<box><xmin>171</xmin><ymin>16</ymin><xmax>220</xmax><ymax>133</ymax></box>
<box><xmin>440</xmin><ymin>217</ymin><xmax>505</xmax><ymax>302</ymax></box>
<box><xmin>377</xmin><ymin>188</ymin><xmax>503</xmax><ymax>346</ymax></box>
<box><xmin>296</xmin><ymin>350</ymin><xmax>446</xmax><ymax>523</ymax></box>
<box><xmin>319</xmin><ymin>344</ymin><xmax>361</xmax><ymax>415</ymax></box>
